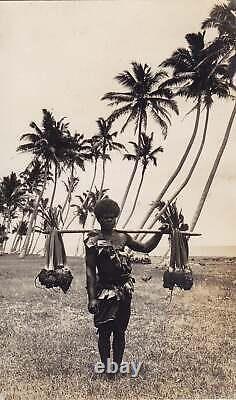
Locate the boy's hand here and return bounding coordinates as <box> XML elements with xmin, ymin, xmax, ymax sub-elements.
<box><xmin>88</xmin><ymin>299</ymin><xmax>99</xmax><ymax>314</ymax></box>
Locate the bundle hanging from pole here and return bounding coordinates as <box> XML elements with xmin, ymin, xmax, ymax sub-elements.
<box><xmin>161</xmin><ymin>202</ymin><xmax>193</xmax><ymax>291</ymax></box>
<box><xmin>35</xmin><ymin>208</ymin><xmax>73</xmax><ymax>293</ymax></box>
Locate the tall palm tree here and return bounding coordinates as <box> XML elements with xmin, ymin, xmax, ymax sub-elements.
<box><xmin>189</xmin><ymin>1</ymin><xmax>236</xmax><ymax>230</ymax></box>
<box><xmin>122</xmin><ymin>132</ymin><xmax>163</xmax><ymax>228</ymax></box>
<box><xmin>17</xmin><ymin>109</ymin><xmax>73</xmax><ymax>257</ymax></box>
<box><xmin>93</xmin><ymin>118</ymin><xmax>125</xmax><ymax>200</ymax></box>
<box><xmin>102</xmin><ymin>62</ymin><xmax>179</xmax><ymax>144</ymax></box>
<box><xmin>61</xmin><ymin>132</ymin><xmax>91</xmax><ymax>225</ymax></box>
<box><xmin>63</xmin><ymin>134</ymin><xmax>103</xmax><ymax>228</ymax></box>
<box><xmin>137</xmin><ymin>31</ymin><xmax>232</xmax><ymax>236</ymax></box>
<box><xmin>117</xmin><ymin>141</ymin><xmax>142</xmax><ymax>221</ymax></box>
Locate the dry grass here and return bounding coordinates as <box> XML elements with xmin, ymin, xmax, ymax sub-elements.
<box><xmin>0</xmin><ymin>254</ymin><xmax>235</xmax><ymax>400</ymax></box>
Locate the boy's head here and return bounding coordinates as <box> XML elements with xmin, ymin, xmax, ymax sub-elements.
<box><xmin>94</xmin><ymin>198</ymin><xmax>120</xmax><ymax>230</ymax></box>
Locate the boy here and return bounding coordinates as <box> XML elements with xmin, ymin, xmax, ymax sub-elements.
<box><xmin>84</xmin><ymin>197</ymin><xmax>167</xmax><ymax>375</ymax></box>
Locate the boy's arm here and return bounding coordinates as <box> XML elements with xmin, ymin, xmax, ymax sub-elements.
<box><xmin>125</xmin><ymin>225</ymin><xmax>169</xmax><ymax>253</ymax></box>
<box><xmin>85</xmin><ymin>246</ymin><xmax>99</xmax><ymax>314</ymax></box>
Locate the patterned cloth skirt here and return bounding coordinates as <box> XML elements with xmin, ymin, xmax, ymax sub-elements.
<box><xmin>94</xmin><ymin>295</ymin><xmax>131</xmax><ymax>331</ymax></box>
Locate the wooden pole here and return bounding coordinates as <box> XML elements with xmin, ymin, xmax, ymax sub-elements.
<box><xmin>37</xmin><ymin>229</ymin><xmax>201</xmax><ymax>237</ymax></box>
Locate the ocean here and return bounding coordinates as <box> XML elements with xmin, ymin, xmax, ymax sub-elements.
<box><xmin>155</xmin><ymin>246</ymin><xmax>236</xmax><ymax>257</ymax></box>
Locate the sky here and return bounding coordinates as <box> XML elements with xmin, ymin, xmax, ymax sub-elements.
<box><xmin>0</xmin><ymin>0</ymin><xmax>235</xmax><ymax>255</ymax></box>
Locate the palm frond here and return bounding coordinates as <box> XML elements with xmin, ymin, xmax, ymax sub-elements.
<box><xmin>115</xmin><ymin>70</ymin><xmax>136</xmax><ymax>88</ymax></box>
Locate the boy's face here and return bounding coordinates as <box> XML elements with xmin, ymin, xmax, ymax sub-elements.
<box><xmin>98</xmin><ymin>213</ymin><xmax>117</xmax><ymax>230</ymax></box>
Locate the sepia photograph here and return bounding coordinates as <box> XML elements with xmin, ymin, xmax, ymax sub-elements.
<box><xmin>0</xmin><ymin>0</ymin><xmax>235</xmax><ymax>399</ymax></box>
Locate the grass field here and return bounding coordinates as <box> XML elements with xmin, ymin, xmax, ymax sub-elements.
<box><xmin>0</xmin><ymin>255</ymin><xmax>235</xmax><ymax>400</ymax></box>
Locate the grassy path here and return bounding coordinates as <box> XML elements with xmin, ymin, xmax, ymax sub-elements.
<box><xmin>0</xmin><ymin>255</ymin><xmax>235</xmax><ymax>399</ymax></box>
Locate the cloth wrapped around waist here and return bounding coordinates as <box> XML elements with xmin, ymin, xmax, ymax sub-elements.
<box><xmin>94</xmin><ymin>274</ymin><xmax>134</xmax><ymax>328</ymax></box>
<box><xmin>96</xmin><ymin>273</ymin><xmax>135</xmax><ymax>301</ymax></box>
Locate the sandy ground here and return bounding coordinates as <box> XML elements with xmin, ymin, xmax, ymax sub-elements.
<box><xmin>0</xmin><ymin>254</ymin><xmax>235</xmax><ymax>400</ymax></box>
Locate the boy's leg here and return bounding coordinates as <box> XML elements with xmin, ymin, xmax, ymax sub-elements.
<box><xmin>97</xmin><ymin>323</ymin><xmax>113</xmax><ymax>370</ymax></box>
<box><xmin>112</xmin><ymin>328</ymin><xmax>126</xmax><ymax>367</ymax></box>
<box><xmin>112</xmin><ymin>297</ymin><xmax>131</xmax><ymax>368</ymax></box>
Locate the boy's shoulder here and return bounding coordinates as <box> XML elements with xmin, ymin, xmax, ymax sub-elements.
<box><xmin>84</xmin><ymin>230</ymin><xmax>101</xmax><ymax>248</ymax></box>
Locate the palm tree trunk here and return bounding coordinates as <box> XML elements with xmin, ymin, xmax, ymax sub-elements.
<box><xmin>136</xmin><ymin>99</ymin><xmax>201</xmax><ymax>237</ymax></box>
<box><xmin>92</xmin><ymin>150</ymin><xmax>106</xmax><ymax>228</ymax></box>
<box><xmin>18</xmin><ymin>237</ymin><xmax>23</xmax><ymax>252</ymax></box>
<box><xmin>87</xmin><ymin>159</ymin><xmax>98</xmax><ymax>199</ymax></box>
<box><xmin>50</xmin><ymin>165</ymin><xmax>58</xmax><ymax>210</ymax></box>
<box><xmin>31</xmin><ymin>231</ymin><xmax>41</xmax><ymax>254</ymax></box>
<box><xmin>138</xmin><ymin>110</ymin><xmax>143</xmax><ymax>145</ymax></box>
<box><xmin>19</xmin><ymin>163</ymin><xmax>49</xmax><ymax>258</ymax></box>
<box><xmin>28</xmin><ymin>218</ymin><xmax>37</xmax><ymax>254</ymax></box>
<box><xmin>14</xmin><ymin>235</ymin><xmax>21</xmax><ymax>253</ymax></box>
<box><xmin>140</xmin><ymin>104</ymin><xmax>210</xmax><ymax>240</ymax></box>
<box><xmin>122</xmin><ymin>165</ymin><xmax>147</xmax><ymax>228</ymax></box>
<box><xmin>117</xmin><ymin>159</ymin><xmax>139</xmax><ymax>222</ymax></box>
<box><xmin>99</xmin><ymin>154</ymin><xmax>106</xmax><ymax>199</ymax></box>
<box><xmin>11</xmin><ymin>212</ymin><xmax>25</xmax><ymax>252</ymax></box>
<box><xmin>190</xmin><ymin>101</ymin><xmax>236</xmax><ymax>231</ymax></box>
<box><xmin>61</xmin><ymin>165</ymin><xmax>74</xmax><ymax>216</ymax></box>
<box><xmin>3</xmin><ymin>211</ymin><xmax>11</xmax><ymax>251</ymax></box>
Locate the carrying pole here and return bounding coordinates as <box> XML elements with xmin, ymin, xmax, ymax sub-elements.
<box><xmin>38</xmin><ymin>229</ymin><xmax>201</xmax><ymax>237</ymax></box>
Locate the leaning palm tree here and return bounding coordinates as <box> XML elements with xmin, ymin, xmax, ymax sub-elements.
<box><xmin>141</xmin><ymin>72</ymin><xmax>232</xmax><ymax>239</ymax></box>
<box><xmin>137</xmin><ymin>31</ymin><xmax>232</xmax><ymax>236</ymax></box>
<box><xmin>189</xmin><ymin>0</ymin><xmax>236</xmax><ymax>230</ymax></box>
<box><xmin>190</xmin><ymin>100</ymin><xmax>236</xmax><ymax>231</ymax></box>
<box><xmin>122</xmin><ymin>132</ymin><xmax>163</xmax><ymax>228</ymax></box>
<box><xmin>17</xmin><ymin>109</ymin><xmax>73</xmax><ymax>257</ymax></box>
<box><xmin>102</xmin><ymin>62</ymin><xmax>179</xmax><ymax>144</ymax></box>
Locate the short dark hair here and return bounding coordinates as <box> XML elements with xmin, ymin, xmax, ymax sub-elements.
<box><xmin>94</xmin><ymin>198</ymin><xmax>120</xmax><ymax>218</ymax></box>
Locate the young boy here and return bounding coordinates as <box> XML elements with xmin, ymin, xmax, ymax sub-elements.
<box><xmin>84</xmin><ymin>197</ymin><xmax>167</xmax><ymax>374</ymax></box>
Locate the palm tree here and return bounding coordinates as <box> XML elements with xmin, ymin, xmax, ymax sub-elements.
<box><xmin>189</xmin><ymin>1</ymin><xmax>236</xmax><ymax>230</ymax></box>
<box><xmin>122</xmin><ymin>133</ymin><xmax>163</xmax><ymax>228</ymax></box>
<box><xmin>12</xmin><ymin>221</ymin><xmax>28</xmax><ymax>253</ymax></box>
<box><xmin>0</xmin><ymin>224</ymin><xmax>8</xmax><ymax>255</ymax></box>
<box><xmin>202</xmin><ymin>2</ymin><xmax>236</xmax><ymax>39</ymax></box>
<box><xmin>17</xmin><ymin>109</ymin><xmax>73</xmax><ymax>257</ymax></box>
<box><xmin>61</xmin><ymin>176</ymin><xmax>80</xmax><ymax>227</ymax></box>
<box><xmin>61</xmin><ymin>132</ymin><xmax>91</xmax><ymax>225</ymax></box>
<box><xmin>102</xmin><ymin>62</ymin><xmax>179</xmax><ymax>144</ymax></box>
<box><xmin>68</xmin><ymin>187</ymin><xmax>109</xmax><ymax>230</ymax></box>
<box><xmin>190</xmin><ymin>100</ymin><xmax>236</xmax><ymax>231</ymax></box>
<box><xmin>137</xmin><ymin>31</ymin><xmax>232</xmax><ymax>236</ymax></box>
<box><xmin>93</xmin><ymin>118</ymin><xmax>125</xmax><ymax>200</ymax></box>
<box><xmin>0</xmin><ymin>172</ymin><xmax>25</xmax><ymax>251</ymax></box>
<box><xmin>84</xmin><ymin>136</ymin><xmax>103</xmax><ymax>201</ymax></box>
<box><xmin>117</xmin><ymin>141</ymin><xmax>142</xmax><ymax>221</ymax></box>
<box><xmin>202</xmin><ymin>1</ymin><xmax>236</xmax><ymax>86</ymax></box>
